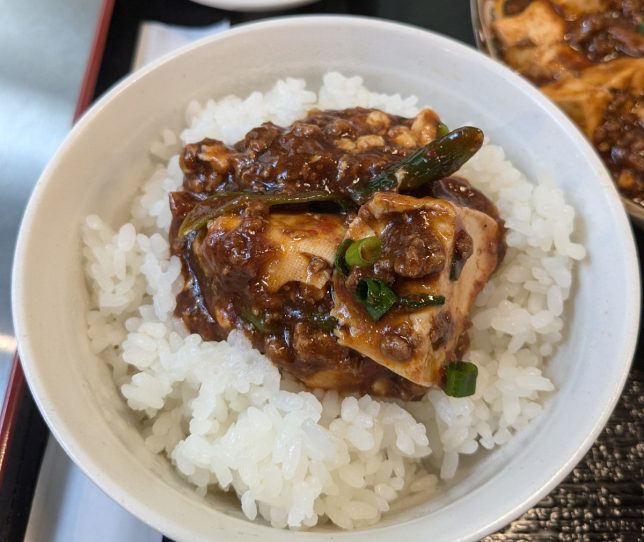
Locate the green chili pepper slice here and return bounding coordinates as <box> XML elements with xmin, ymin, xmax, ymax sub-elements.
<box><xmin>177</xmin><ymin>192</ymin><xmax>244</xmax><ymax>239</ymax></box>
<box><xmin>355</xmin><ymin>278</ymin><xmax>397</xmax><ymax>321</ymax></box>
<box><xmin>437</xmin><ymin>122</ymin><xmax>450</xmax><ymax>137</ymax></box>
<box><xmin>178</xmin><ymin>191</ymin><xmax>351</xmax><ymax>239</ymax></box>
<box><xmin>444</xmin><ymin>361</ymin><xmax>478</xmax><ymax>397</ymax></box>
<box><xmin>351</xmin><ymin>126</ymin><xmax>484</xmax><ymax>204</ymax></box>
<box><xmin>344</xmin><ymin>237</ymin><xmax>381</xmax><ymax>267</ymax></box>
<box><xmin>398</xmin><ymin>294</ymin><xmax>446</xmax><ymax>310</ymax></box>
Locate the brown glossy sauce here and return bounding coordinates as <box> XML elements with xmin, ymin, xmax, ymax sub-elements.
<box><xmin>180</xmin><ymin>107</ymin><xmax>419</xmax><ymax>199</ymax></box>
<box><xmin>170</xmin><ymin>108</ymin><xmax>502</xmax><ymax>399</ymax></box>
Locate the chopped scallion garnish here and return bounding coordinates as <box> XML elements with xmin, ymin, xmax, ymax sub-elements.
<box><xmin>444</xmin><ymin>361</ymin><xmax>478</xmax><ymax>397</ymax></box>
<box><xmin>344</xmin><ymin>236</ymin><xmax>381</xmax><ymax>267</ymax></box>
<box><xmin>355</xmin><ymin>278</ymin><xmax>397</xmax><ymax>321</ymax></box>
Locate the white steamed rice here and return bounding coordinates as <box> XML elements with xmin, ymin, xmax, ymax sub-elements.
<box><xmin>81</xmin><ymin>72</ymin><xmax>586</xmax><ymax>530</ymax></box>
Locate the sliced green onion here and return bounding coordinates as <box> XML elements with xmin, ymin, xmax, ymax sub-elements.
<box><xmin>334</xmin><ymin>239</ymin><xmax>353</xmax><ymax>277</ymax></box>
<box><xmin>308</xmin><ymin>312</ymin><xmax>339</xmax><ymax>332</ymax></box>
<box><xmin>345</xmin><ymin>237</ymin><xmax>381</xmax><ymax>267</ymax></box>
<box><xmin>398</xmin><ymin>294</ymin><xmax>445</xmax><ymax>310</ymax></box>
<box><xmin>239</xmin><ymin>307</ymin><xmax>272</xmax><ymax>333</ymax></box>
<box><xmin>437</xmin><ymin>122</ymin><xmax>449</xmax><ymax>137</ymax></box>
<box><xmin>355</xmin><ymin>278</ymin><xmax>397</xmax><ymax>321</ymax></box>
<box><xmin>444</xmin><ymin>361</ymin><xmax>478</xmax><ymax>397</ymax></box>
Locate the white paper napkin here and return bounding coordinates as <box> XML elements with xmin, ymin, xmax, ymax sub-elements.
<box><xmin>132</xmin><ymin>19</ymin><xmax>230</xmax><ymax>70</ymax></box>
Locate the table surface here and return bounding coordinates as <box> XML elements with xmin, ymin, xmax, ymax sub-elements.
<box><xmin>0</xmin><ymin>1</ymin><xmax>103</xmax><ymax>537</ymax></box>
<box><xmin>0</xmin><ymin>0</ymin><xmax>103</xmax><ymax>418</ymax></box>
<box><xmin>1</xmin><ymin>0</ymin><xmax>642</xmax><ymax>540</ymax></box>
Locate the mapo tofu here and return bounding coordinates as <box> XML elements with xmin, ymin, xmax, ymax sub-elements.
<box><xmin>169</xmin><ymin>108</ymin><xmax>504</xmax><ymax>400</ymax></box>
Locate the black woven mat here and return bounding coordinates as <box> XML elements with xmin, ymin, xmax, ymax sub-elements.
<box><xmin>485</xmin><ymin>369</ymin><xmax>643</xmax><ymax>541</ymax></box>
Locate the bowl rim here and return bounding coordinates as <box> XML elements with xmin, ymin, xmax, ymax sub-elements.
<box><xmin>12</xmin><ymin>13</ymin><xmax>641</xmax><ymax>542</ymax></box>
<box><xmin>188</xmin><ymin>0</ymin><xmax>318</xmax><ymax>11</ymax></box>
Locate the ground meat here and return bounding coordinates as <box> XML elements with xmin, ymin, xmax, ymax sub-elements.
<box><xmin>381</xmin><ymin>211</ymin><xmax>446</xmax><ymax>278</ymax></box>
<box><xmin>345</xmin><ymin>259</ymin><xmax>396</xmax><ymax>290</ymax></box>
<box><xmin>292</xmin><ymin>322</ymin><xmax>349</xmax><ymax>366</ymax></box>
<box><xmin>451</xmin><ymin>229</ymin><xmax>474</xmax><ymax>281</ymax></box>
<box><xmin>593</xmin><ymin>89</ymin><xmax>644</xmax><ymax>205</ymax></box>
<box><xmin>379</xmin><ymin>323</ymin><xmax>414</xmax><ymax>362</ymax></box>
<box><xmin>427</xmin><ymin>177</ymin><xmax>502</xmax><ymax>223</ymax></box>
<box><xmin>380</xmin><ymin>334</ymin><xmax>412</xmax><ymax>361</ymax></box>
<box><xmin>430</xmin><ymin>311</ymin><xmax>453</xmax><ymax>350</ymax></box>
<box><xmin>201</xmin><ymin>209</ymin><xmax>267</xmax><ymax>273</ymax></box>
<box><xmin>565</xmin><ymin>1</ymin><xmax>644</xmax><ymax>63</ymax></box>
<box><xmin>454</xmin><ymin>229</ymin><xmax>473</xmax><ymax>259</ymax></box>
<box><xmin>178</xmin><ymin>107</ymin><xmax>429</xmax><ymax>196</ymax></box>
<box><xmin>180</xmin><ymin>139</ymin><xmax>234</xmax><ymax>193</ymax></box>
<box><xmin>417</xmin><ymin>175</ymin><xmax>505</xmax><ymax>264</ymax></box>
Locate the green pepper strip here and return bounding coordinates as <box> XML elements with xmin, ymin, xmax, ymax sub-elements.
<box><xmin>398</xmin><ymin>294</ymin><xmax>445</xmax><ymax>310</ymax></box>
<box><xmin>351</xmin><ymin>126</ymin><xmax>484</xmax><ymax>204</ymax></box>
<box><xmin>344</xmin><ymin>236</ymin><xmax>381</xmax><ymax>267</ymax></box>
<box><xmin>355</xmin><ymin>278</ymin><xmax>397</xmax><ymax>321</ymax></box>
<box><xmin>437</xmin><ymin>122</ymin><xmax>449</xmax><ymax>137</ymax></box>
<box><xmin>178</xmin><ymin>191</ymin><xmax>351</xmax><ymax>239</ymax></box>
<box><xmin>444</xmin><ymin>361</ymin><xmax>478</xmax><ymax>397</ymax></box>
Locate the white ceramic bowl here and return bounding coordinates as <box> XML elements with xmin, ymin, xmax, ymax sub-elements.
<box><xmin>12</xmin><ymin>15</ymin><xmax>640</xmax><ymax>542</ymax></box>
<box><xmin>189</xmin><ymin>0</ymin><xmax>318</xmax><ymax>12</ymax></box>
